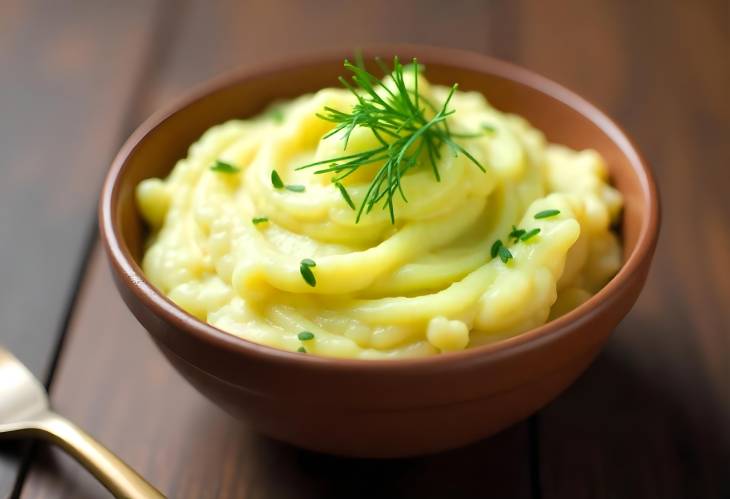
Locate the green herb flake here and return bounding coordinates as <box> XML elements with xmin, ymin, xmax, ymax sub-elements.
<box><xmin>271</xmin><ymin>170</ymin><xmax>284</xmax><ymax>189</ymax></box>
<box><xmin>335</xmin><ymin>181</ymin><xmax>355</xmax><ymax>210</ymax></box>
<box><xmin>490</xmin><ymin>239</ymin><xmax>503</xmax><ymax>259</ymax></box>
<box><xmin>482</xmin><ymin>123</ymin><xmax>497</xmax><ymax>134</ymax></box>
<box><xmin>534</xmin><ymin>209</ymin><xmax>561</xmax><ymax>219</ymax></box>
<box><xmin>300</xmin><ymin>261</ymin><xmax>317</xmax><ymax>287</ymax></box>
<box><xmin>498</xmin><ymin>245</ymin><xmax>513</xmax><ymax>264</ymax></box>
<box><xmin>509</xmin><ymin>225</ymin><xmax>526</xmax><ymax>241</ymax></box>
<box><xmin>285</xmin><ymin>184</ymin><xmax>305</xmax><ymax>193</ymax></box>
<box><xmin>210</xmin><ymin>160</ymin><xmax>240</xmax><ymax>174</ymax></box>
<box><xmin>269</xmin><ymin>108</ymin><xmax>284</xmax><ymax>123</ymax></box>
<box><xmin>298</xmin><ymin>331</ymin><xmax>315</xmax><ymax>341</ymax></box>
<box><xmin>297</xmin><ymin>346</ymin><xmax>307</xmax><ymax>353</ymax></box>
<box><xmin>520</xmin><ymin>228</ymin><xmax>541</xmax><ymax>241</ymax></box>
<box><xmin>252</xmin><ymin>216</ymin><xmax>269</xmax><ymax>225</ymax></box>
<box><xmin>301</xmin><ymin>258</ymin><xmax>316</xmax><ymax>267</ymax></box>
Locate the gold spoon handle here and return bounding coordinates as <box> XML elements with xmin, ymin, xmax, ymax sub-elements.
<box><xmin>33</xmin><ymin>411</ymin><xmax>165</xmax><ymax>498</ymax></box>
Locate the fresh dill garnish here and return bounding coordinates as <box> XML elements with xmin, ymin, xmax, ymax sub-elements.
<box><xmin>252</xmin><ymin>216</ymin><xmax>269</xmax><ymax>225</ymax></box>
<box><xmin>491</xmin><ymin>239</ymin><xmax>503</xmax><ymax>259</ymax></box>
<box><xmin>297</xmin><ymin>346</ymin><xmax>307</xmax><ymax>353</ymax></box>
<box><xmin>509</xmin><ymin>225</ymin><xmax>526</xmax><ymax>241</ymax></box>
<box><xmin>498</xmin><ymin>245</ymin><xmax>513</xmax><ymax>264</ymax></box>
<box><xmin>335</xmin><ymin>181</ymin><xmax>356</xmax><ymax>210</ymax></box>
<box><xmin>300</xmin><ymin>259</ymin><xmax>317</xmax><ymax>287</ymax></box>
<box><xmin>298</xmin><ymin>331</ymin><xmax>315</xmax><ymax>341</ymax></box>
<box><xmin>296</xmin><ymin>56</ymin><xmax>485</xmax><ymax>224</ymax></box>
<box><xmin>482</xmin><ymin>123</ymin><xmax>497</xmax><ymax>134</ymax></box>
<box><xmin>271</xmin><ymin>170</ymin><xmax>284</xmax><ymax>189</ymax></box>
<box><xmin>535</xmin><ymin>209</ymin><xmax>560</xmax><ymax>219</ymax></box>
<box><xmin>210</xmin><ymin>160</ymin><xmax>240</xmax><ymax>174</ymax></box>
<box><xmin>285</xmin><ymin>184</ymin><xmax>306</xmax><ymax>192</ymax></box>
<box><xmin>520</xmin><ymin>228</ymin><xmax>541</xmax><ymax>241</ymax></box>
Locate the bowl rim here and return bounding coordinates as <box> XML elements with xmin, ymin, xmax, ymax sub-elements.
<box><xmin>100</xmin><ymin>44</ymin><xmax>660</xmax><ymax>373</ymax></box>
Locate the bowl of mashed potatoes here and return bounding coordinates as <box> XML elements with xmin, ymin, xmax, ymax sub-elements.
<box><xmin>100</xmin><ymin>45</ymin><xmax>659</xmax><ymax>457</ymax></box>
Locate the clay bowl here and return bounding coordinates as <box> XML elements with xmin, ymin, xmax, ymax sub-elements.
<box><xmin>99</xmin><ymin>45</ymin><xmax>659</xmax><ymax>458</ymax></box>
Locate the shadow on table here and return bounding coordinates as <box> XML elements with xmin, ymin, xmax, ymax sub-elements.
<box><xmin>9</xmin><ymin>315</ymin><xmax>729</xmax><ymax>499</ymax></box>
<box><xmin>0</xmin><ymin>440</ymin><xmax>31</xmax><ymax>496</ymax></box>
<box><xmin>12</xmin><ymin>423</ymin><xmax>532</xmax><ymax>499</ymax></box>
<box><xmin>534</xmin><ymin>315</ymin><xmax>730</xmax><ymax>498</ymax></box>
<box><xmin>247</xmin><ymin>422</ymin><xmax>531</xmax><ymax>499</ymax></box>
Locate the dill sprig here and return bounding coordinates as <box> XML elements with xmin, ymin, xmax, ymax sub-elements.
<box><xmin>296</xmin><ymin>56</ymin><xmax>484</xmax><ymax>223</ymax></box>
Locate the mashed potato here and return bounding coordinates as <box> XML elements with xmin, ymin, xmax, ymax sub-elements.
<box><xmin>136</xmin><ymin>69</ymin><xmax>622</xmax><ymax>359</ymax></box>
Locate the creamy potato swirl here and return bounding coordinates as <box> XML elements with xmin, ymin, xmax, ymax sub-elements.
<box><xmin>136</xmin><ymin>74</ymin><xmax>623</xmax><ymax>359</ymax></box>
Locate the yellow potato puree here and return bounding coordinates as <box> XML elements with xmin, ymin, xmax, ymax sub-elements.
<box><xmin>136</xmin><ymin>70</ymin><xmax>622</xmax><ymax>359</ymax></box>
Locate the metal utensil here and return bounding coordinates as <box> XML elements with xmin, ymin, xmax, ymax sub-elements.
<box><xmin>0</xmin><ymin>346</ymin><xmax>164</xmax><ymax>498</ymax></box>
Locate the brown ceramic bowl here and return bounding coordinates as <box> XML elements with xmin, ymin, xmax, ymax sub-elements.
<box><xmin>99</xmin><ymin>45</ymin><xmax>659</xmax><ymax>458</ymax></box>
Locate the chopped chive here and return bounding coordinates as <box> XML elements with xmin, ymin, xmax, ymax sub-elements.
<box><xmin>498</xmin><ymin>245</ymin><xmax>513</xmax><ymax>264</ymax></box>
<box><xmin>210</xmin><ymin>160</ymin><xmax>240</xmax><ymax>173</ymax></box>
<box><xmin>490</xmin><ymin>239</ymin><xmax>503</xmax><ymax>259</ymax></box>
<box><xmin>297</xmin><ymin>346</ymin><xmax>307</xmax><ymax>353</ymax></box>
<box><xmin>285</xmin><ymin>184</ymin><xmax>305</xmax><ymax>192</ymax></box>
<box><xmin>509</xmin><ymin>225</ymin><xmax>526</xmax><ymax>241</ymax></box>
<box><xmin>520</xmin><ymin>228</ymin><xmax>541</xmax><ymax>241</ymax></box>
<box><xmin>252</xmin><ymin>216</ymin><xmax>269</xmax><ymax>225</ymax></box>
<box><xmin>482</xmin><ymin>123</ymin><xmax>497</xmax><ymax>134</ymax></box>
<box><xmin>300</xmin><ymin>261</ymin><xmax>317</xmax><ymax>287</ymax></box>
<box><xmin>271</xmin><ymin>170</ymin><xmax>284</xmax><ymax>189</ymax></box>
<box><xmin>298</xmin><ymin>331</ymin><xmax>315</xmax><ymax>341</ymax></box>
<box><xmin>335</xmin><ymin>182</ymin><xmax>355</xmax><ymax>210</ymax></box>
<box><xmin>535</xmin><ymin>209</ymin><xmax>560</xmax><ymax>219</ymax></box>
<box><xmin>301</xmin><ymin>258</ymin><xmax>316</xmax><ymax>267</ymax></box>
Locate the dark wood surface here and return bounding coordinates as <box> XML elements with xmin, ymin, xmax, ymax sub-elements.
<box><xmin>0</xmin><ymin>1</ymin><xmax>727</xmax><ymax>497</ymax></box>
<box><xmin>0</xmin><ymin>0</ymin><xmax>163</xmax><ymax>494</ymax></box>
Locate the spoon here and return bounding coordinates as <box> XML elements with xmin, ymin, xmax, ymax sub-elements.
<box><xmin>0</xmin><ymin>346</ymin><xmax>164</xmax><ymax>498</ymax></box>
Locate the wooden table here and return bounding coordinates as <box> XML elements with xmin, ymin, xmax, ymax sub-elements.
<box><xmin>1</xmin><ymin>1</ymin><xmax>727</xmax><ymax>497</ymax></box>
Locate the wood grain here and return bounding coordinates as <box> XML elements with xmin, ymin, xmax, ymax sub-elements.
<box><xmin>0</xmin><ymin>0</ymin><xmax>163</xmax><ymax>496</ymax></box>
<box><xmin>514</xmin><ymin>0</ymin><xmax>730</xmax><ymax>497</ymax></box>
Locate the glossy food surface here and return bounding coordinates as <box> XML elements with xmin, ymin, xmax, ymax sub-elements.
<box><xmin>136</xmin><ymin>71</ymin><xmax>622</xmax><ymax>359</ymax></box>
